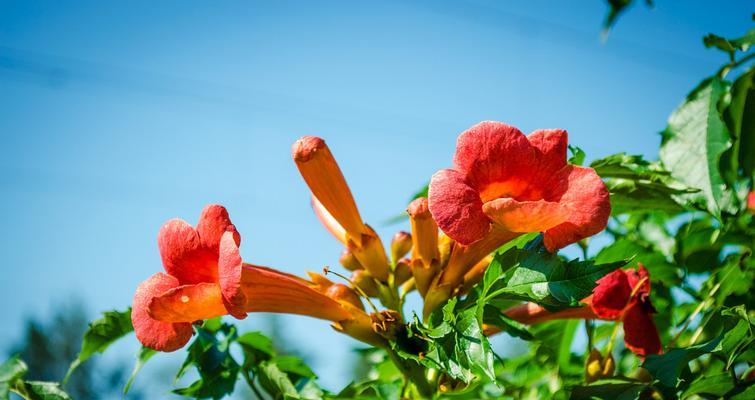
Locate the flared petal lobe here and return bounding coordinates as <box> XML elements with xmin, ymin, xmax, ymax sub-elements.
<box><xmin>158</xmin><ymin>219</ymin><xmax>218</xmax><ymax>284</ymax></box>
<box><xmin>623</xmin><ymin>301</ymin><xmax>662</xmax><ymax>356</ymax></box>
<box><xmin>482</xmin><ymin>198</ymin><xmax>569</xmax><ymax>233</ymax></box>
<box><xmin>428</xmin><ymin>169</ymin><xmax>489</xmax><ymax>245</ymax></box>
<box><xmin>524</xmin><ymin>129</ymin><xmax>568</xmax><ymax>197</ymax></box>
<box><xmin>196</xmin><ymin>204</ymin><xmax>240</xmax><ymax>251</ymax></box>
<box><xmin>218</xmin><ymin>231</ymin><xmax>247</xmax><ymax>319</ymax></box>
<box><xmin>542</xmin><ymin>165</ymin><xmax>611</xmax><ymax>252</ymax></box>
<box><xmin>132</xmin><ymin>273</ymin><xmax>193</xmax><ymax>352</ymax></box>
<box><xmin>453</xmin><ymin>121</ymin><xmax>534</xmax><ymax>192</ymax></box>
<box><xmin>591</xmin><ymin>269</ymin><xmax>632</xmax><ymax>320</ymax></box>
<box><xmin>148</xmin><ymin>282</ymin><xmax>228</xmax><ymax>323</ymax></box>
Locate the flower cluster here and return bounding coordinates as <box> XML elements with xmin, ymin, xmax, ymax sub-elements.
<box><xmin>132</xmin><ymin>120</ymin><xmax>662</xmax><ymax>362</ymax></box>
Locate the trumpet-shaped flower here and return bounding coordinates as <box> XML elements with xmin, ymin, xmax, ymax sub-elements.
<box><xmin>428</xmin><ymin>121</ymin><xmax>610</xmax><ymax>252</ymax></box>
<box><xmin>133</xmin><ymin>205</ymin><xmax>383</xmax><ymax>352</ymax></box>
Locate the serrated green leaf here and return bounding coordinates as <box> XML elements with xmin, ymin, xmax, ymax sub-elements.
<box><xmin>64</xmin><ymin>308</ymin><xmax>133</xmax><ymax>383</ymax></box>
<box><xmin>124</xmin><ymin>346</ymin><xmax>156</xmax><ymax>394</ymax></box>
<box><xmin>237</xmin><ymin>331</ymin><xmax>275</xmax><ymax>365</ymax></box>
<box><xmin>487</xmin><ymin>247</ymin><xmax>627</xmax><ymax>310</ymax></box>
<box><xmin>660</xmin><ymin>78</ymin><xmax>736</xmax><ymax>218</ymax></box>
<box><xmin>482</xmin><ymin>306</ymin><xmax>533</xmax><ymax>340</ymax></box>
<box><xmin>0</xmin><ymin>356</ymin><xmax>28</xmax><ymax>400</ymax></box>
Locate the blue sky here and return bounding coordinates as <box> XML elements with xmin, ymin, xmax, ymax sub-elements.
<box><xmin>1</xmin><ymin>0</ymin><xmax>752</xmax><ymax>395</ymax></box>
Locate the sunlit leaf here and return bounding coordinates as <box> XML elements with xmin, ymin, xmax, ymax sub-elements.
<box><xmin>64</xmin><ymin>308</ymin><xmax>133</xmax><ymax>383</ymax></box>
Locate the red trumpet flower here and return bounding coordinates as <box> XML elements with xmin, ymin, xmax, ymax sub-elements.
<box><xmin>428</xmin><ymin>121</ymin><xmax>610</xmax><ymax>252</ymax></box>
<box><xmin>132</xmin><ymin>205</ymin><xmax>382</xmax><ymax>352</ymax></box>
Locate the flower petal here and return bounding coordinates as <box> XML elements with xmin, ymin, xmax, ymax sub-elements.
<box><xmin>196</xmin><ymin>204</ymin><xmax>240</xmax><ymax>251</ymax></box>
<box><xmin>219</xmin><ymin>231</ymin><xmax>247</xmax><ymax>319</ymax></box>
<box><xmin>591</xmin><ymin>269</ymin><xmax>631</xmax><ymax>320</ymax></box>
<box><xmin>453</xmin><ymin>121</ymin><xmax>534</xmax><ymax>193</ymax></box>
<box><xmin>627</xmin><ymin>263</ymin><xmax>652</xmax><ymax>302</ymax></box>
<box><xmin>428</xmin><ymin>169</ymin><xmax>489</xmax><ymax>245</ymax></box>
<box><xmin>148</xmin><ymin>282</ymin><xmax>228</xmax><ymax>323</ymax></box>
<box><xmin>240</xmin><ymin>265</ymin><xmax>352</xmax><ymax>322</ymax></box>
<box><xmin>482</xmin><ymin>198</ymin><xmax>569</xmax><ymax>233</ymax></box>
<box><xmin>524</xmin><ymin>129</ymin><xmax>568</xmax><ymax>198</ymax></box>
<box><xmin>542</xmin><ymin>165</ymin><xmax>611</xmax><ymax>251</ymax></box>
<box><xmin>623</xmin><ymin>301</ymin><xmax>662</xmax><ymax>357</ymax></box>
<box><xmin>132</xmin><ymin>273</ymin><xmax>193</xmax><ymax>352</ymax></box>
<box><xmin>158</xmin><ymin>219</ymin><xmax>217</xmax><ymax>284</ymax></box>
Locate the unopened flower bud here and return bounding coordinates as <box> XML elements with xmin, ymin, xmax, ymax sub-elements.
<box><xmin>325</xmin><ymin>284</ymin><xmax>364</xmax><ymax>311</ymax></box>
<box><xmin>585</xmin><ymin>348</ymin><xmax>614</xmax><ymax>383</ymax></box>
<box><xmin>339</xmin><ymin>249</ymin><xmax>363</xmax><ymax>271</ymax></box>
<box><xmin>351</xmin><ymin>270</ymin><xmax>379</xmax><ymax>297</ymax></box>
<box><xmin>390</xmin><ymin>231</ymin><xmax>413</xmax><ymax>263</ymax></box>
<box><xmin>394</xmin><ymin>258</ymin><xmax>412</xmax><ymax>286</ymax></box>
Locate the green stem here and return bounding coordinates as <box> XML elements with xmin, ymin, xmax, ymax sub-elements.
<box><xmin>386</xmin><ymin>347</ymin><xmax>434</xmax><ymax>398</ymax></box>
<box><xmin>242</xmin><ymin>368</ymin><xmax>265</xmax><ymax>400</ymax></box>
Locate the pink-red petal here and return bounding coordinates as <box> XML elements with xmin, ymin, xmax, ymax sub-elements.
<box><xmin>623</xmin><ymin>301</ymin><xmax>662</xmax><ymax>357</ymax></box>
<box><xmin>218</xmin><ymin>231</ymin><xmax>247</xmax><ymax>319</ymax></box>
<box><xmin>428</xmin><ymin>169</ymin><xmax>489</xmax><ymax>245</ymax></box>
<box><xmin>132</xmin><ymin>273</ymin><xmax>193</xmax><ymax>352</ymax></box>
<box><xmin>453</xmin><ymin>121</ymin><xmax>534</xmax><ymax>191</ymax></box>
<box><xmin>482</xmin><ymin>198</ymin><xmax>569</xmax><ymax>233</ymax></box>
<box><xmin>158</xmin><ymin>219</ymin><xmax>218</xmax><ymax>284</ymax></box>
<box><xmin>542</xmin><ymin>165</ymin><xmax>611</xmax><ymax>251</ymax></box>
<box><xmin>591</xmin><ymin>269</ymin><xmax>631</xmax><ymax>320</ymax></box>
<box><xmin>148</xmin><ymin>282</ymin><xmax>228</xmax><ymax>323</ymax></box>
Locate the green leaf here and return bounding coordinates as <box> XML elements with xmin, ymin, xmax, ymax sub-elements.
<box><xmin>174</xmin><ymin>324</ymin><xmax>240</xmax><ymax>399</ymax></box>
<box><xmin>257</xmin><ymin>361</ymin><xmax>300</xmax><ymax>399</ymax></box>
<box><xmin>642</xmin><ymin>335</ymin><xmax>722</xmax><ymax>387</ymax></box>
<box><xmin>237</xmin><ymin>331</ymin><xmax>276</xmax><ymax>365</ymax></box>
<box><xmin>64</xmin><ymin>308</ymin><xmax>133</xmax><ymax>383</ymax></box>
<box><xmin>21</xmin><ymin>381</ymin><xmax>73</xmax><ymax>400</ymax></box>
<box><xmin>0</xmin><ymin>356</ymin><xmax>28</xmax><ymax>400</ymax></box>
<box><xmin>486</xmin><ymin>246</ymin><xmax>627</xmax><ymax>310</ymax></box>
<box><xmin>681</xmin><ymin>372</ymin><xmax>735</xmax><ymax>398</ymax></box>
<box><xmin>591</xmin><ymin>153</ymin><xmax>697</xmax><ymax>214</ymax></box>
<box><xmin>660</xmin><ymin>78</ymin><xmax>736</xmax><ymax>218</ymax></box>
<box><xmin>569</xmin><ymin>378</ymin><xmax>648</xmax><ymax>400</ymax></box>
<box><xmin>704</xmin><ymin>29</ymin><xmax>755</xmax><ymax>59</ymax></box>
<box><xmin>273</xmin><ymin>356</ymin><xmax>317</xmax><ymax>380</ymax></box>
<box><xmin>595</xmin><ymin>238</ymin><xmax>680</xmax><ymax>284</ymax></box>
<box><xmin>124</xmin><ymin>346</ymin><xmax>156</xmax><ymax>394</ymax></box>
<box><xmin>722</xmin><ymin>67</ymin><xmax>755</xmax><ymax>181</ymax></box>
<box><xmin>568</xmin><ymin>145</ymin><xmax>586</xmax><ymax>166</ymax></box>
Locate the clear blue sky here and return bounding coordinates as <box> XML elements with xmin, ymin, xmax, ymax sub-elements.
<box><xmin>1</xmin><ymin>0</ymin><xmax>752</xmax><ymax>396</ymax></box>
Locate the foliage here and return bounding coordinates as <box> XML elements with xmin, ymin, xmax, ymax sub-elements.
<box><xmin>4</xmin><ymin>4</ymin><xmax>755</xmax><ymax>399</ymax></box>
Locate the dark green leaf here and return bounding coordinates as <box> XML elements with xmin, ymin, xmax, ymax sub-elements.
<box><xmin>273</xmin><ymin>356</ymin><xmax>317</xmax><ymax>380</ymax></box>
<box><xmin>64</xmin><ymin>308</ymin><xmax>133</xmax><ymax>383</ymax></box>
<box><xmin>237</xmin><ymin>331</ymin><xmax>275</xmax><ymax>365</ymax></box>
<box><xmin>660</xmin><ymin>78</ymin><xmax>736</xmax><ymax>218</ymax></box>
<box><xmin>681</xmin><ymin>372</ymin><xmax>735</xmax><ymax>398</ymax></box>
<box><xmin>174</xmin><ymin>324</ymin><xmax>240</xmax><ymax>399</ymax></box>
<box><xmin>570</xmin><ymin>378</ymin><xmax>648</xmax><ymax>400</ymax></box>
<box><xmin>642</xmin><ymin>336</ymin><xmax>722</xmax><ymax>387</ymax></box>
<box><xmin>124</xmin><ymin>346</ymin><xmax>156</xmax><ymax>394</ymax></box>
<box><xmin>722</xmin><ymin>67</ymin><xmax>755</xmax><ymax>181</ymax></box>
<box><xmin>482</xmin><ymin>306</ymin><xmax>534</xmax><ymax>340</ymax></box>
<box><xmin>568</xmin><ymin>145</ymin><xmax>586</xmax><ymax>166</ymax></box>
<box><xmin>703</xmin><ymin>29</ymin><xmax>755</xmax><ymax>59</ymax></box>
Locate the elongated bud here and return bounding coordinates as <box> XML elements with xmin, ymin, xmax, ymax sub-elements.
<box><xmin>325</xmin><ymin>284</ymin><xmax>364</xmax><ymax>311</ymax></box>
<box><xmin>390</xmin><ymin>231</ymin><xmax>412</xmax><ymax>263</ymax></box>
<box><xmin>394</xmin><ymin>258</ymin><xmax>412</xmax><ymax>286</ymax></box>
<box><xmin>312</xmin><ymin>197</ymin><xmax>347</xmax><ymax>245</ymax></box>
<box><xmin>351</xmin><ymin>270</ymin><xmax>380</xmax><ymax>297</ymax></box>
<box><xmin>339</xmin><ymin>249</ymin><xmax>363</xmax><ymax>271</ymax></box>
<box><xmin>408</xmin><ymin>198</ymin><xmax>439</xmax><ymax>265</ymax></box>
<box><xmin>293</xmin><ymin>136</ymin><xmax>366</xmax><ymax>241</ymax></box>
<box><xmin>585</xmin><ymin>349</ymin><xmax>603</xmax><ymax>383</ymax></box>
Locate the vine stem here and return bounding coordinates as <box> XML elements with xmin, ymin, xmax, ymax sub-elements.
<box><xmin>385</xmin><ymin>348</ymin><xmax>434</xmax><ymax>398</ymax></box>
<box><xmin>242</xmin><ymin>368</ymin><xmax>265</xmax><ymax>400</ymax></box>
